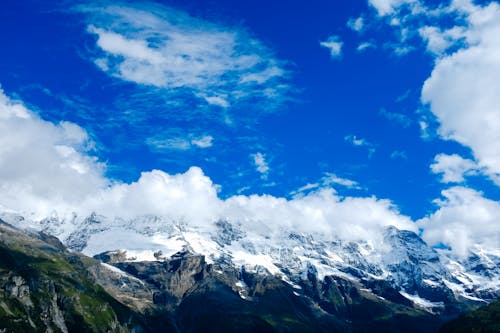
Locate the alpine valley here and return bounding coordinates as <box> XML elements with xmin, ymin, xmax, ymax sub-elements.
<box><xmin>0</xmin><ymin>210</ymin><xmax>498</xmax><ymax>332</ymax></box>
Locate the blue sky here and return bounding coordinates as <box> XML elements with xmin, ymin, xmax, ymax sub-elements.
<box><xmin>0</xmin><ymin>0</ymin><xmax>499</xmax><ymax>254</ymax></box>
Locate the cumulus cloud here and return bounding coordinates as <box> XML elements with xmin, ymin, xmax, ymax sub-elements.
<box><xmin>418</xmin><ymin>186</ymin><xmax>500</xmax><ymax>257</ymax></box>
<box><xmin>418</xmin><ymin>25</ymin><xmax>466</xmax><ymax>55</ymax></box>
<box><xmin>368</xmin><ymin>0</ymin><xmax>414</xmax><ymax>16</ymax></box>
<box><xmin>0</xmin><ymin>88</ymin><xmax>419</xmax><ymax>246</ymax></box>
<box><xmin>80</xmin><ymin>2</ymin><xmax>291</xmax><ymax>109</ymax></box>
<box><xmin>0</xmin><ymin>88</ymin><xmax>107</xmax><ymax>217</ymax></box>
<box><xmin>360</xmin><ymin>0</ymin><xmax>500</xmax><ymax>184</ymax></box>
<box><xmin>353</xmin><ymin>1</ymin><xmax>500</xmax><ymax>257</ymax></box>
<box><xmin>430</xmin><ymin>154</ymin><xmax>480</xmax><ymax>184</ymax></box>
<box><xmin>225</xmin><ymin>189</ymin><xmax>415</xmax><ymax>242</ymax></box>
<box><xmin>320</xmin><ymin>35</ymin><xmax>343</xmax><ymax>59</ymax></box>
<box><xmin>422</xmin><ymin>2</ymin><xmax>500</xmax><ymax>185</ymax></box>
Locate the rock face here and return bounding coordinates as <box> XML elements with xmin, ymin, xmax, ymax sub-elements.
<box><xmin>1</xmin><ymin>212</ymin><xmax>498</xmax><ymax>332</ymax></box>
<box><xmin>0</xmin><ymin>220</ymin><xmax>146</xmax><ymax>333</ymax></box>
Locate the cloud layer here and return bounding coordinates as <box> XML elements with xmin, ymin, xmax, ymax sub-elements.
<box><xmin>0</xmin><ymin>88</ymin><xmax>417</xmax><ymax>246</ymax></box>
<box><xmin>419</xmin><ymin>186</ymin><xmax>500</xmax><ymax>257</ymax></box>
<box><xmin>0</xmin><ymin>88</ymin><xmax>106</xmax><ymax>215</ymax></box>
<box><xmin>81</xmin><ymin>3</ymin><xmax>290</xmax><ymax>110</ymax></box>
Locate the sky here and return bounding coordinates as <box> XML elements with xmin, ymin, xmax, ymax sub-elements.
<box><xmin>0</xmin><ymin>0</ymin><xmax>499</xmax><ymax>257</ymax></box>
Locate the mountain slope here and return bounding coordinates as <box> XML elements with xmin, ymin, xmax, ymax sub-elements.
<box><xmin>440</xmin><ymin>300</ymin><xmax>500</xmax><ymax>333</ymax></box>
<box><xmin>20</xmin><ymin>212</ymin><xmax>495</xmax><ymax>311</ymax></box>
<box><xmin>1</xmin><ymin>211</ymin><xmax>498</xmax><ymax>332</ymax></box>
<box><xmin>0</xmin><ymin>220</ymin><xmax>147</xmax><ymax>333</ymax></box>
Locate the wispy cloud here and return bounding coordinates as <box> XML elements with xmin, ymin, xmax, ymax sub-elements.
<box><xmin>80</xmin><ymin>3</ymin><xmax>291</xmax><ymax>112</ymax></box>
<box><xmin>146</xmin><ymin>134</ymin><xmax>213</xmax><ymax>151</ymax></box>
<box><xmin>347</xmin><ymin>16</ymin><xmax>365</xmax><ymax>32</ymax></box>
<box><xmin>322</xmin><ymin>172</ymin><xmax>361</xmax><ymax>189</ymax></box>
<box><xmin>357</xmin><ymin>41</ymin><xmax>377</xmax><ymax>52</ymax></box>
<box><xmin>379</xmin><ymin>108</ymin><xmax>412</xmax><ymax>128</ymax></box>
<box><xmin>320</xmin><ymin>35</ymin><xmax>343</xmax><ymax>59</ymax></box>
<box><xmin>251</xmin><ymin>152</ymin><xmax>270</xmax><ymax>178</ymax></box>
<box><xmin>390</xmin><ymin>150</ymin><xmax>408</xmax><ymax>160</ymax></box>
<box><xmin>344</xmin><ymin>134</ymin><xmax>376</xmax><ymax>157</ymax></box>
<box><xmin>290</xmin><ymin>172</ymin><xmax>361</xmax><ymax>197</ymax></box>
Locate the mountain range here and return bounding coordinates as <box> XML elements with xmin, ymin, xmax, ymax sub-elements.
<box><xmin>0</xmin><ymin>211</ymin><xmax>498</xmax><ymax>332</ymax></box>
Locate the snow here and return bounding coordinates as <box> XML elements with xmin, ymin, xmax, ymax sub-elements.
<box><xmin>3</xmin><ymin>208</ymin><xmax>496</xmax><ymax>305</ymax></box>
<box><xmin>182</xmin><ymin>231</ymin><xmax>220</xmax><ymax>263</ymax></box>
<box><xmin>100</xmin><ymin>263</ymin><xmax>145</xmax><ymax>285</ymax></box>
<box><xmin>231</xmin><ymin>250</ymin><xmax>282</xmax><ymax>275</ymax></box>
<box><xmin>235</xmin><ymin>280</ymin><xmax>247</xmax><ymax>288</ymax></box>
<box><xmin>422</xmin><ymin>279</ymin><xmax>440</xmax><ymax>287</ymax></box>
<box><xmin>324</xmin><ymin>250</ymin><xmax>344</xmax><ymax>263</ymax></box>
<box><xmin>399</xmin><ymin>291</ymin><xmax>444</xmax><ymax>310</ymax></box>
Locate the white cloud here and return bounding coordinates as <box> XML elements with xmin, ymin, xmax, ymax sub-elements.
<box><xmin>202</xmin><ymin>95</ymin><xmax>230</xmax><ymax>108</ymax></box>
<box><xmin>347</xmin><ymin>17</ymin><xmax>365</xmax><ymax>32</ymax></box>
<box><xmin>430</xmin><ymin>154</ymin><xmax>480</xmax><ymax>184</ymax></box>
<box><xmin>0</xmin><ymin>88</ymin><xmax>417</xmax><ymax>245</ymax></box>
<box><xmin>344</xmin><ymin>135</ymin><xmax>376</xmax><ymax>157</ymax></box>
<box><xmin>418</xmin><ymin>25</ymin><xmax>466</xmax><ymax>55</ymax></box>
<box><xmin>368</xmin><ymin>0</ymin><xmax>414</xmax><ymax>16</ymax></box>
<box><xmin>357</xmin><ymin>41</ymin><xmax>376</xmax><ymax>52</ymax></box>
<box><xmin>291</xmin><ymin>172</ymin><xmax>360</xmax><ymax>197</ymax></box>
<box><xmin>379</xmin><ymin>108</ymin><xmax>412</xmax><ymax>127</ymax></box>
<box><xmin>418</xmin><ymin>119</ymin><xmax>431</xmax><ymax>140</ymax></box>
<box><xmin>322</xmin><ymin>172</ymin><xmax>360</xmax><ymax>189</ymax></box>
<box><xmin>362</xmin><ymin>0</ymin><xmax>500</xmax><ymax>184</ymax></box>
<box><xmin>418</xmin><ymin>187</ymin><xmax>500</xmax><ymax>257</ymax></box>
<box><xmin>390</xmin><ymin>150</ymin><xmax>407</xmax><ymax>160</ymax></box>
<box><xmin>0</xmin><ymin>88</ymin><xmax>106</xmax><ymax>218</ymax></box>
<box><xmin>320</xmin><ymin>35</ymin><xmax>343</xmax><ymax>59</ymax></box>
<box><xmin>345</xmin><ymin>134</ymin><xmax>367</xmax><ymax>147</ymax></box>
<box><xmin>80</xmin><ymin>3</ymin><xmax>290</xmax><ymax>108</ymax></box>
<box><xmin>422</xmin><ymin>2</ymin><xmax>500</xmax><ymax>185</ymax></box>
<box><xmin>146</xmin><ymin>134</ymin><xmax>213</xmax><ymax>151</ymax></box>
<box><xmin>251</xmin><ymin>152</ymin><xmax>270</xmax><ymax>177</ymax></box>
<box><xmin>224</xmin><ymin>189</ymin><xmax>415</xmax><ymax>242</ymax></box>
<box><xmin>191</xmin><ymin>135</ymin><xmax>213</xmax><ymax>148</ymax></box>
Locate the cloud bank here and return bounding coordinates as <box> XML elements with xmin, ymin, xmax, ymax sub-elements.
<box><xmin>418</xmin><ymin>186</ymin><xmax>500</xmax><ymax>257</ymax></box>
<box><xmin>80</xmin><ymin>3</ymin><xmax>291</xmax><ymax>110</ymax></box>
<box><xmin>0</xmin><ymin>88</ymin><xmax>416</xmax><ymax>246</ymax></box>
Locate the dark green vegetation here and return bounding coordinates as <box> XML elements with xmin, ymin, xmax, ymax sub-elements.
<box><xmin>440</xmin><ymin>300</ymin><xmax>500</xmax><ymax>333</ymax></box>
<box><xmin>0</xmin><ymin>220</ymin><xmax>491</xmax><ymax>332</ymax></box>
<box><xmin>0</xmin><ymin>221</ymin><xmax>146</xmax><ymax>332</ymax></box>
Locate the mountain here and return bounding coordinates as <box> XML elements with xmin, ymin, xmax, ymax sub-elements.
<box><xmin>1</xmin><ymin>212</ymin><xmax>498</xmax><ymax>332</ymax></box>
<box><xmin>0</xmin><ymin>220</ymin><xmax>147</xmax><ymax>332</ymax></box>
<box><xmin>440</xmin><ymin>300</ymin><xmax>500</xmax><ymax>333</ymax></box>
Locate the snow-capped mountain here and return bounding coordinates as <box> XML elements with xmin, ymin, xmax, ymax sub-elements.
<box><xmin>2</xmin><ymin>211</ymin><xmax>498</xmax><ymax>314</ymax></box>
